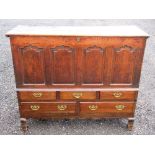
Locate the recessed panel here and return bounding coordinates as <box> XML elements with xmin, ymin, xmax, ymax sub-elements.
<box><xmin>21</xmin><ymin>45</ymin><xmax>45</xmax><ymax>84</ymax></box>
<box><xmin>51</xmin><ymin>46</ymin><xmax>76</xmax><ymax>84</ymax></box>
<box><xmin>82</xmin><ymin>46</ymin><xmax>105</xmax><ymax>84</ymax></box>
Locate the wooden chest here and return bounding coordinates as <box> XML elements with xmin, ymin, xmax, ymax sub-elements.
<box><xmin>6</xmin><ymin>26</ymin><xmax>149</xmax><ymax>131</ymax></box>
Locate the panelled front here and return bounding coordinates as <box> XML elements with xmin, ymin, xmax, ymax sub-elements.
<box><xmin>10</xmin><ymin>36</ymin><xmax>146</xmax><ymax>88</ymax></box>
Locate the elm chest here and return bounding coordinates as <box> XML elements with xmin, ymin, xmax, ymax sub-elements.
<box><xmin>6</xmin><ymin>26</ymin><xmax>149</xmax><ymax>131</ymax></box>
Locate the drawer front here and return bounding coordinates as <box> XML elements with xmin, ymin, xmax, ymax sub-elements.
<box><xmin>20</xmin><ymin>102</ymin><xmax>76</xmax><ymax>117</ymax></box>
<box><xmin>60</xmin><ymin>92</ymin><xmax>96</xmax><ymax>100</ymax></box>
<box><xmin>18</xmin><ymin>91</ymin><xmax>56</xmax><ymax>101</ymax></box>
<box><xmin>80</xmin><ymin>102</ymin><xmax>135</xmax><ymax>115</ymax></box>
<box><xmin>100</xmin><ymin>91</ymin><xmax>138</xmax><ymax>101</ymax></box>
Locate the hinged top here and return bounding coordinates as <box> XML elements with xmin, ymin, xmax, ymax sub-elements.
<box><xmin>6</xmin><ymin>25</ymin><xmax>149</xmax><ymax>37</ymax></box>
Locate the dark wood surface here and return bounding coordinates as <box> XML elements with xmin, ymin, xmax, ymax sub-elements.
<box><xmin>80</xmin><ymin>101</ymin><xmax>135</xmax><ymax>114</ymax></box>
<box><xmin>60</xmin><ymin>91</ymin><xmax>96</xmax><ymax>100</ymax></box>
<box><xmin>18</xmin><ymin>91</ymin><xmax>56</xmax><ymax>101</ymax></box>
<box><xmin>10</xmin><ymin>36</ymin><xmax>146</xmax><ymax>88</ymax></box>
<box><xmin>8</xmin><ymin>35</ymin><xmax>147</xmax><ymax>130</ymax></box>
<box><xmin>100</xmin><ymin>91</ymin><xmax>138</xmax><ymax>101</ymax></box>
<box><xmin>20</xmin><ymin>102</ymin><xmax>77</xmax><ymax>118</ymax></box>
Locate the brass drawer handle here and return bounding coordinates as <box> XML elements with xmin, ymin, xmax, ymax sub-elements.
<box><xmin>113</xmin><ymin>92</ymin><xmax>123</xmax><ymax>98</ymax></box>
<box><xmin>57</xmin><ymin>105</ymin><xmax>67</xmax><ymax>111</ymax></box>
<box><xmin>33</xmin><ymin>92</ymin><xmax>43</xmax><ymax>98</ymax></box>
<box><xmin>88</xmin><ymin>105</ymin><xmax>98</xmax><ymax>111</ymax></box>
<box><xmin>115</xmin><ymin>105</ymin><xmax>125</xmax><ymax>111</ymax></box>
<box><xmin>72</xmin><ymin>92</ymin><xmax>82</xmax><ymax>99</ymax></box>
<box><xmin>30</xmin><ymin>105</ymin><xmax>40</xmax><ymax>111</ymax></box>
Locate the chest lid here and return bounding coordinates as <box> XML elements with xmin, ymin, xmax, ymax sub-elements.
<box><xmin>6</xmin><ymin>25</ymin><xmax>149</xmax><ymax>37</ymax></box>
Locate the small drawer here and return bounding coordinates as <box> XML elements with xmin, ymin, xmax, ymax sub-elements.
<box><xmin>18</xmin><ymin>91</ymin><xmax>56</xmax><ymax>101</ymax></box>
<box><xmin>100</xmin><ymin>91</ymin><xmax>138</xmax><ymax>101</ymax></box>
<box><xmin>20</xmin><ymin>102</ymin><xmax>76</xmax><ymax>117</ymax></box>
<box><xmin>80</xmin><ymin>102</ymin><xmax>135</xmax><ymax>115</ymax></box>
<box><xmin>60</xmin><ymin>91</ymin><xmax>96</xmax><ymax>100</ymax></box>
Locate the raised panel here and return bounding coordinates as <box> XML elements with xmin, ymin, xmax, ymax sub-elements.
<box><xmin>82</xmin><ymin>46</ymin><xmax>105</xmax><ymax>84</ymax></box>
<box><xmin>20</xmin><ymin>45</ymin><xmax>45</xmax><ymax>84</ymax></box>
<box><xmin>110</xmin><ymin>45</ymin><xmax>135</xmax><ymax>85</ymax></box>
<box><xmin>51</xmin><ymin>46</ymin><xmax>75</xmax><ymax>84</ymax></box>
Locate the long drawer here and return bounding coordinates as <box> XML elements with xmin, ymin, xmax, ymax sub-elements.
<box><xmin>100</xmin><ymin>91</ymin><xmax>138</xmax><ymax>101</ymax></box>
<box><xmin>80</xmin><ymin>102</ymin><xmax>135</xmax><ymax>116</ymax></box>
<box><xmin>19</xmin><ymin>102</ymin><xmax>77</xmax><ymax>118</ymax></box>
<box><xmin>18</xmin><ymin>91</ymin><xmax>56</xmax><ymax>101</ymax></box>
